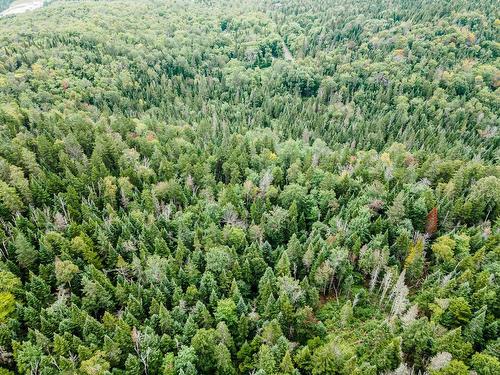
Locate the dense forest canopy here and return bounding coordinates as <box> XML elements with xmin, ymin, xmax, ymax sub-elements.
<box><xmin>0</xmin><ymin>0</ymin><xmax>498</xmax><ymax>374</ymax></box>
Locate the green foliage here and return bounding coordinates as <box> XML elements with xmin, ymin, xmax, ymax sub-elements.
<box><xmin>80</xmin><ymin>351</ymin><xmax>111</xmax><ymax>375</ymax></box>
<box><xmin>311</xmin><ymin>342</ymin><xmax>354</xmax><ymax>374</ymax></box>
<box><xmin>54</xmin><ymin>258</ymin><xmax>79</xmax><ymax>285</ymax></box>
<box><xmin>0</xmin><ymin>270</ymin><xmax>21</xmax><ymax>294</ymax></box>
<box><xmin>430</xmin><ymin>360</ymin><xmax>469</xmax><ymax>375</ymax></box>
<box><xmin>431</xmin><ymin>236</ymin><xmax>456</xmax><ymax>262</ymax></box>
<box><xmin>402</xmin><ymin>318</ymin><xmax>436</xmax><ymax>371</ymax></box>
<box><xmin>0</xmin><ymin>292</ymin><xmax>15</xmax><ymax>323</ymax></box>
<box><xmin>14</xmin><ymin>233</ymin><xmax>37</xmax><ymax>269</ymax></box>
<box><xmin>0</xmin><ymin>181</ymin><xmax>24</xmax><ymax>218</ymax></box>
<box><xmin>435</xmin><ymin>328</ymin><xmax>473</xmax><ymax>361</ymax></box>
<box><xmin>0</xmin><ymin>0</ymin><xmax>497</xmax><ymax>374</ymax></box>
<box><xmin>471</xmin><ymin>352</ymin><xmax>500</xmax><ymax>375</ymax></box>
<box><xmin>441</xmin><ymin>297</ymin><xmax>473</xmax><ymax>328</ymax></box>
<box><xmin>215</xmin><ymin>299</ymin><xmax>238</xmax><ymax>329</ymax></box>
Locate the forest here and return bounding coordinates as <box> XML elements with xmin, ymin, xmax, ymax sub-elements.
<box><xmin>0</xmin><ymin>0</ymin><xmax>498</xmax><ymax>374</ymax></box>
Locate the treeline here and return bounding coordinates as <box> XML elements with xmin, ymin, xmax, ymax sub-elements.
<box><xmin>0</xmin><ymin>0</ymin><xmax>498</xmax><ymax>374</ymax></box>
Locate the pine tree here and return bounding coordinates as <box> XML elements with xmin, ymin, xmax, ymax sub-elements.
<box><xmin>276</xmin><ymin>250</ymin><xmax>291</xmax><ymax>277</ymax></box>
<box><xmin>464</xmin><ymin>306</ymin><xmax>486</xmax><ymax>346</ymax></box>
<box><xmin>257</xmin><ymin>344</ymin><xmax>276</xmax><ymax>374</ymax></box>
<box><xmin>14</xmin><ymin>232</ymin><xmax>37</xmax><ymax>269</ymax></box>
<box><xmin>280</xmin><ymin>350</ymin><xmax>295</xmax><ymax>374</ymax></box>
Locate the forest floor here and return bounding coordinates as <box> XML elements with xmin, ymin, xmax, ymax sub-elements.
<box><xmin>1</xmin><ymin>0</ymin><xmax>43</xmax><ymax>16</ymax></box>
